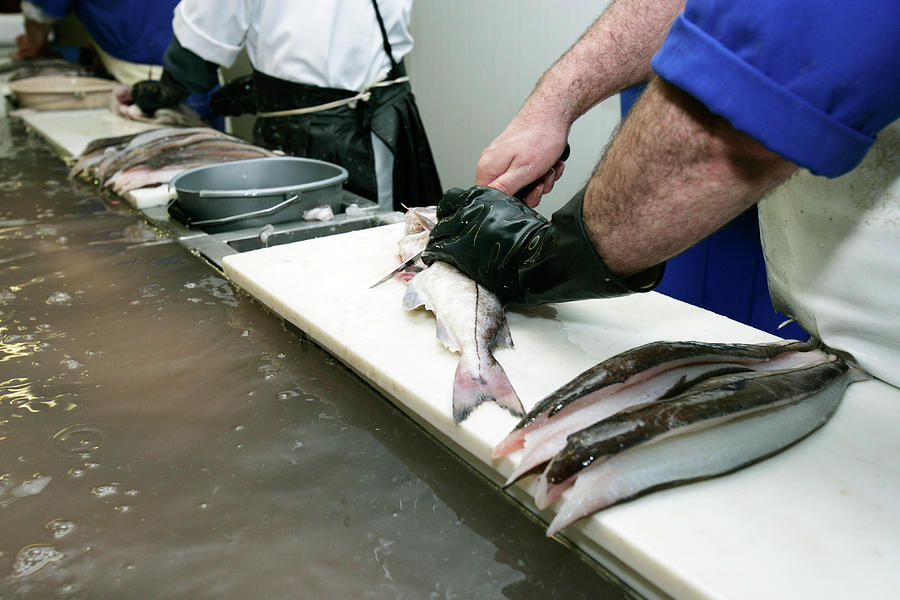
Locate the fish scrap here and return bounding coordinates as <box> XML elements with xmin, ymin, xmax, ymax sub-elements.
<box><xmin>493</xmin><ymin>340</ymin><xmax>863</xmax><ymax>536</ymax></box>
<box><xmin>392</xmin><ymin>208</ymin><xmax>525</xmax><ymax>423</ymax></box>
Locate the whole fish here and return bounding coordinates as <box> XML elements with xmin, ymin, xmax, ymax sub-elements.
<box><xmin>394</xmin><ymin>207</ymin><xmax>524</xmax><ymax>422</ymax></box>
<box><xmin>542</xmin><ymin>360</ymin><xmax>864</xmax><ymax>535</ymax></box>
<box><xmin>494</xmin><ymin>339</ymin><xmax>819</xmax><ymax>460</ymax></box>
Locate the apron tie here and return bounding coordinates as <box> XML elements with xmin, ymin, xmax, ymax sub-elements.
<box><xmin>256</xmin><ymin>74</ymin><xmax>410</xmax><ymax>118</ymax></box>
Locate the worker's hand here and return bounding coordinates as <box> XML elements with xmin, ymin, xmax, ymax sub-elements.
<box><xmin>422</xmin><ymin>186</ymin><xmax>665</xmax><ymax>305</ymax></box>
<box><xmin>476</xmin><ymin>116</ymin><xmax>569</xmax><ymax>208</ymax></box>
<box><xmin>131</xmin><ymin>71</ymin><xmax>187</xmax><ymax>116</ymax></box>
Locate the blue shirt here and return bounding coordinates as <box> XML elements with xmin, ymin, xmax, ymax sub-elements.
<box><xmin>32</xmin><ymin>0</ymin><xmax>178</xmax><ymax>66</ymax></box>
<box><xmin>652</xmin><ymin>0</ymin><xmax>900</xmax><ymax>177</ymax></box>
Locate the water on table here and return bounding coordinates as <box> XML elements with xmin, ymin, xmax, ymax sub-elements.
<box><xmin>0</xmin><ymin>118</ymin><xmax>635</xmax><ymax>599</ymax></box>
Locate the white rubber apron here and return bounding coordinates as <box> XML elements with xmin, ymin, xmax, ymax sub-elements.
<box><xmin>759</xmin><ymin>119</ymin><xmax>900</xmax><ymax>388</ymax></box>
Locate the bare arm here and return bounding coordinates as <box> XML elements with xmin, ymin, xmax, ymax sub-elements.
<box><xmin>13</xmin><ymin>19</ymin><xmax>53</xmax><ymax>59</ymax></box>
<box><xmin>584</xmin><ymin>77</ymin><xmax>798</xmax><ymax>276</ymax></box>
<box><xmin>477</xmin><ymin>0</ymin><xmax>686</xmax><ymax>205</ymax></box>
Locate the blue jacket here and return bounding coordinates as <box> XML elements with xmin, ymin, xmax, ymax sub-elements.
<box><xmin>652</xmin><ymin>0</ymin><xmax>900</xmax><ymax>177</ymax></box>
<box><xmin>32</xmin><ymin>0</ymin><xmax>178</xmax><ymax>66</ymax></box>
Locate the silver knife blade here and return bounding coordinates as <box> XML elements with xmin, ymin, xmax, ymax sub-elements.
<box><xmin>368</xmin><ymin>250</ymin><xmax>424</xmax><ymax>289</ymax></box>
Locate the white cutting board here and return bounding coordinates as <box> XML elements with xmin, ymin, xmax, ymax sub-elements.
<box><xmin>19</xmin><ymin>108</ymin><xmax>174</xmax><ymax>209</ymax></box>
<box><xmin>223</xmin><ymin>223</ymin><xmax>900</xmax><ymax>600</ymax></box>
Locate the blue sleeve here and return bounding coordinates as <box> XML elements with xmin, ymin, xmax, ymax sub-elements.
<box><xmin>651</xmin><ymin>0</ymin><xmax>900</xmax><ymax>177</ymax></box>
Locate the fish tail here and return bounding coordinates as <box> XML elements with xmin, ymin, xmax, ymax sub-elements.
<box><xmin>452</xmin><ymin>357</ymin><xmax>525</xmax><ymax>423</ymax></box>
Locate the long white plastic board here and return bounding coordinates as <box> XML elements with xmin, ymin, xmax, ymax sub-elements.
<box><xmin>223</xmin><ymin>223</ymin><xmax>900</xmax><ymax>600</ymax></box>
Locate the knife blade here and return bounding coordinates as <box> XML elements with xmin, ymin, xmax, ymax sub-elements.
<box><xmin>368</xmin><ymin>250</ymin><xmax>424</xmax><ymax>289</ymax></box>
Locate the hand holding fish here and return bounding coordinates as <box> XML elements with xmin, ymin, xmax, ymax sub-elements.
<box><xmin>421</xmin><ymin>186</ymin><xmax>664</xmax><ymax>306</ymax></box>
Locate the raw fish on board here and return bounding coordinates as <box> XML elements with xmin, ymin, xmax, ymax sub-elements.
<box><xmin>392</xmin><ymin>208</ymin><xmax>525</xmax><ymax>423</ymax></box>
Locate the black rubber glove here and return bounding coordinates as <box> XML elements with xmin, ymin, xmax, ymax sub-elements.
<box><xmin>421</xmin><ymin>186</ymin><xmax>665</xmax><ymax>305</ymax></box>
<box><xmin>132</xmin><ymin>38</ymin><xmax>220</xmax><ymax>116</ymax></box>
<box><xmin>210</xmin><ymin>74</ymin><xmax>258</xmax><ymax>116</ymax></box>
<box><xmin>131</xmin><ymin>70</ymin><xmax>188</xmax><ymax>116</ymax></box>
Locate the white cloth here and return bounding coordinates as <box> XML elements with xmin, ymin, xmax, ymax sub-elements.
<box><xmin>759</xmin><ymin>119</ymin><xmax>900</xmax><ymax>389</ymax></box>
<box><xmin>171</xmin><ymin>0</ymin><xmax>413</xmax><ymax>92</ymax></box>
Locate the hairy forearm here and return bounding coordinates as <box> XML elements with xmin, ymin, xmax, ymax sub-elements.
<box><xmin>523</xmin><ymin>0</ymin><xmax>685</xmax><ymax>129</ymax></box>
<box><xmin>583</xmin><ymin>77</ymin><xmax>798</xmax><ymax>276</ymax></box>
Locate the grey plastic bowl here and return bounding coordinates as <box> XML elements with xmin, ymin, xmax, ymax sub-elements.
<box><xmin>169</xmin><ymin>156</ymin><xmax>348</xmax><ymax>233</ymax></box>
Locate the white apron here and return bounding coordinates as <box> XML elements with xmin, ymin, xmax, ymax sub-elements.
<box><xmin>759</xmin><ymin>119</ymin><xmax>900</xmax><ymax>389</ymax></box>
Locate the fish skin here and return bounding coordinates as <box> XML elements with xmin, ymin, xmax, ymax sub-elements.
<box><xmin>494</xmin><ymin>339</ymin><xmax>818</xmax><ymax>458</ymax></box>
<box><xmin>537</xmin><ymin>358</ymin><xmax>849</xmax><ymax>508</ymax></box>
<box><xmin>543</xmin><ymin>362</ymin><xmax>865</xmax><ymax>535</ymax></box>
<box><xmin>403</xmin><ymin>261</ymin><xmax>524</xmax><ymax>423</ymax></box>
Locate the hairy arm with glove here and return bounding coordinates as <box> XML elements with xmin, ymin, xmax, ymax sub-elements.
<box><xmin>422</xmin><ymin>75</ymin><xmax>797</xmax><ymax>306</ymax></box>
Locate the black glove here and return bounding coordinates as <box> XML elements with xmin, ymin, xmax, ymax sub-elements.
<box><xmin>132</xmin><ymin>38</ymin><xmax>220</xmax><ymax>116</ymax></box>
<box><xmin>131</xmin><ymin>70</ymin><xmax>187</xmax><ymax>116</ymax></box>
<box><xmin>421</xmin><ymin>186</ymin><xmax>665</xmax><ymax>305</ymax></box>
<box><xmin>210</xmin><ymin>74</ymin><xmax>258</xmax><ymax>116</ymax></box>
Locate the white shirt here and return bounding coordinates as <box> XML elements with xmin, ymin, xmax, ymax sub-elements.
<box><xmin>759</xmin><ymin>119</ymin><xmax>900</xmax><ymax>389</ymax></box>
<box><xmin>172</xmin><ymin>0</ymin><xmax>414</xmax><ymax>92</ymax></box>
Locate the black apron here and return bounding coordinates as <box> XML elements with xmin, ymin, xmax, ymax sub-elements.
<box><xmin>250</xmin><ymin>61</ymin><xmax>442</xmax><ymax>210</ymax></box>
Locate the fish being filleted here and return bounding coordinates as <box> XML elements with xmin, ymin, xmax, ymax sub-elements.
<box><xmin>494</xmin><ymin>339</ymin><xmax>820</xmax><ymax>460</ymax></box>
<box><xmin>403</xmin><ymin>261</ymin><xmax>524</xmax><ymax>422</ymax></box>
<box><xmin>536</xmin><ymin>357</ymin><xmax>864</xmax><ymax>536</ymax></box>
<box><xmin>111</xmin><ymin>84</ymin><xmax>207</xmax><ymax>127</ymax></box>
<box><xmin>393</xmin><ymin>208</ymin><xmax>524</xmax><ymax>423</ymax></box>
<box><xmin>498</xmin><ymin>339</ymin><xmax>831</xmax><ymax>484</ymax></box>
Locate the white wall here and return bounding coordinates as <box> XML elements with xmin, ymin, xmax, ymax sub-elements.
<box><xmin>406</xmin><ymin>0</ymin><xmax>618</xmax><ymax>216</ymax></box>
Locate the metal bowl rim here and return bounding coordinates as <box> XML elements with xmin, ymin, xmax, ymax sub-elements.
<box><xmin>170</xmin><ymin>156</ymin><xmax>349</xmax><ymax>199</ymax></box>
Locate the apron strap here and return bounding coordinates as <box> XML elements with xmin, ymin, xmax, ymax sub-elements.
<box><xmin>370</xmin><ymin>0</ymin><xmax>398</xmax><ymax>71</ymax></box>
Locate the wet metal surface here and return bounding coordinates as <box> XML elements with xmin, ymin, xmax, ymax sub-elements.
<box><xmin>0</xmin><ymin>117</ymin><xmax>634</xmax><ymax>599</ymax></box>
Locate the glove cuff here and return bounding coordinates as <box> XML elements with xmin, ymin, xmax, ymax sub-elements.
<box><xmin>518</xmin><ymin>188</ymin><xmax>665</xmax><ymax>305</ymax></box>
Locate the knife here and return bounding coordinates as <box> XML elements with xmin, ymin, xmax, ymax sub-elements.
<box><xmin>368</xmin><ymin>250</ymin><xmax>424</xmax><ymax>289</ymax></box>
<box><xmin>514</xmin><ymin>142</ymin><xmax>571</xmax><ymax>201</ymax></box>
